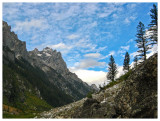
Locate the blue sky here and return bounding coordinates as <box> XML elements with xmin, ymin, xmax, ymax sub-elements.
<box><xmin>3</xmin><ymin>2</ymin><xmax>157</xmax><ymax>85</ymax></box>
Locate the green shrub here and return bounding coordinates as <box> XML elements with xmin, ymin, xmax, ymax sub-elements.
<box><xmin>86</xmin><ymin>92</ymin><xmax>93</xmax><ymax>98</ymax></box>
<box><xmin>101</xmin><ymin>70</ymin><xmax>132</xmax><ymax>90</ymax></box>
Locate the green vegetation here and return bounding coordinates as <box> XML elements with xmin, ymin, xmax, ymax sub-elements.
<box><xmin>86</xmin><ymin>92</ymin><xmax>93</xmax><ymax>99</ymax></box>
<box><xmin>3</xmin><ymin>55</ymin><xmax>74</xmax><ymax>107</ymax></box>
<box><xmin>100</xmin><ymin>70</ymin><xmax>132</xmax><ymax>92</ymax></box>
<box><xmin>3</xmin><ymin>49</ymin><xmax>77</xmax><ymax>118</ymax></box>
<box><xmin>123</xmin><ymin>52</ymin><xmax>130</xmax><ymax>72</ymax></box>
<box><xmin>135</xmin><ymin>21</ymin><xmax>150</xmax><ymax>61</ymax></box>
<box><xmin>3</xmin><ymin>113</ymin><xmax>36</xmax><ymax>118</ymax></box>
<box><xmin>107</xmin><ymin>55</ymin><xmax>118</xmax><ymax>82</ymax></box>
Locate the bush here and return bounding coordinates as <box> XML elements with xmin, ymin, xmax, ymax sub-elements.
<box><xmin>86</xmin><ymin>92</ymin><xmax>92</xmax><ymax>98</ymax></box>
<box><xmin>100</xmin><ymin>70</ymin><xmax>133</xmax><ymax>91</ymax></box>
<box><xmin>116</xmin><ymin>69</ymin><xmax>132</xmax><ymax>81</ymax></box>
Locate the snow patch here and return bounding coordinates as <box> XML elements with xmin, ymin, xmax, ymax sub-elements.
<box><xmin>45</xmin><ymin>53</ymin><xmax>51</xmax><ymax>56</ymax></box>
<box><xmin>37</xmin><ymin>54</ymin><xmax>42</xmax><ymax>56</ymax></box>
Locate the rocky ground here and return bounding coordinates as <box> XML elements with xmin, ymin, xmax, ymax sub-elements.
<box><xmin>38</xmin><ymin>53</ymin><xmax>157</xmax><ymax>118</ymax></box>
<box><xmin>38</xmin><ymin>82</ymin><xmax>123</xmax><ymax>118</ymax></box>
<box><xmin>38</xmin><ymin>98</ymin><xmax>87</xmax><ymax>118</ymax></box>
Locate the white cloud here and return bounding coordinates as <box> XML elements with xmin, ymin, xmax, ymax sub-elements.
<box><xmin>124</xmin><ymin>16</ymin><xmax>136</xmax><ymax>24</ymax></box>
<box><xmin>117</xmin><ymin>45</ymin><xmax>130</xmax><ymax>57</ymax></box>
<box><xmin>116</xmin><ymin>66</ymin><xmax>125</xmax><ymax>79</ymax></box>
<box><xmin>124</xmin><ymin>18</ymin><xmax>130</xmax><ymax>24</ymax></box>
<box><xmin>98</xmin><ymin>3</ymin><xmax>123</xmax><ymax>18</ymax></box>
<box><xmin>96</xmin><ymin>46</ymin><xmax>107</xmax><ymax>52</ymax></box>
<box><xmin>67</xmin><ymin>34</ymin><xmax>79</xmax><ymax>39</ymax></box>
<box><xmin>69</xmin><ymin>65</ymin><xmax>125</xmax><ymax>87</ymax></box>
<box><xmin>69</xmin><ymin>69</ymin><xmax>107</xmax><ymax>86</ymax></box>
<box><xmin>84</xmin><ymin>3</ymin><xmax>98</xmax><ymax>15</ymax></box>
<box><xmin>50</xmin><ymin>3</ymin><xmax>81</xmax><ymax>21</ymax></box>
<box><xmin>48</xmin><ymin>43</ymin><xmax>72</xmax><ymax>54</ymax></box>
<box><xmin>100</xmin><ymin>51</ymin><xmax>116</xmax><ymax>60</ymax></box>
<box><xmin>84</xmin><ymin>53</ymin><xmax>102</xmax><ymax>58</ymax></box>
<box><xmin>98</xmin><ymin>13</ymin><xmax>111</xmax><ymax>18</ymax></box>
<box><xmin>30</xmin><ymin>35</ymin><xmax>39</xmax><ymax>44</ymax></box>
<box><xmin>74</xmin><ymin>59</ymin><xmax>106</xmax><ymax>69</ymax></box>
<box><xmin>147</xmin><ymin>44</ymin><xmax>158</xmax><ymax>59</ymax></box>
<box><xmin>112</xmin><ymin>14</ymin><xmax>118</xmax><ymax>19</ymax></box>
<box><xmin>127</xmin><ymin>4</ymin><xmax>137</xmax><ymax>9</ymax></box>
<box><xmin>109</xmin><ymin>51</ymin><xmax>115</xmax><ymax>56</ymax></box>
<box><xmin>121</xmin><ymin>45</ymin><xmax>130</xmax><ymax>51</ymax></box>
<box><xmin>13</xmin><ymin>18</ymin><xmax>49</xmax><ymax>33</ymax></box>
<box><xmin>130</xmin><ymin>51</ymin><xmax>139</xmax><ymax>59</ymax></box>
<box><xmin>127</xmin><ymin>39</ymin><xmax>134</xmax><ymax>44</ymax></box>
<box><xmin>118</xmin><ymin>45</ymin><xmax>130</xmax><ymax>53</ymax></box>
<box><xmin>130</xmin><ymin>44</ymin><xmax>157</xmax><ymax>60</ymax></box>
<box><xmin>90</xmin><ymin>21</ymin><xmax>98</xmax><ymax>28</ymax></box>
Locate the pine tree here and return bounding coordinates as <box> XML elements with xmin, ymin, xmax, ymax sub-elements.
<box><xmin>123</xmin><ymin>52</ymin><xmax>130</xmax><ymax>72</ymax></box>
<box><xmin>133</xmin><ymin>55</ymin><xmax>138</xmax><ymax>68</ymax></box>
<box><xmin>148</xmin><ymin>4</ymin><xmax>158</xmax><ymax>44</ymax></box>
<box><xmin>135</xmin><ymin>21</ymin><xmax>150</xmax><ymax>61</ymax></box>
<box><xmin>149</xmin><ymin>4</ymin><xmax>157</xmax><ymax>26</ymax></box>
<box><xmin>107</xmin><ymin>55</ymin><xmax>117</xmax><ymax>82</ymax></box>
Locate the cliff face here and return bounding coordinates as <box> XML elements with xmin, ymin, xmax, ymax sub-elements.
<box><xmin>114</xmin><ymin>53</ymin><xmax>157</xmax><ymax>118</ymax></box>
<box><xmin>39</xmin><ymin>53</ymin><xmax>157</xmax><ymax>118</ymax></box>
<box><xmin>72</xmin><ymin>53</ymin><xmax>157</xmax><ymax>118</ymax></box>
<box><xmin>3</xmin><ymin>21</ymin><xmax>28</xmax><ymax>59</ymax></box>
<box><xmin>3</xmin><ymin>21</ymin><xmax>91</xmax><ymax>110</ymax></box>
<box><xmin>28</xmin><ymin>47</ymin><xmax>90</xmax><ymax>100</ymax></box>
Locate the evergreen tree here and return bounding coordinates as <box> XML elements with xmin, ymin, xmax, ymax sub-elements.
<box><xmin>133</xmin><ymin>55</ymin><xmax>138</xmax><ymax>68</ymax></box>
<box><xmin>148</xmin><ymin>4</ymin><xmax>158</xmax><ymax>44</ymax></box>
<box><xmin>123</xmin><ymin>52</ymin><xmax>130</xmax><ymax>72</ymax></box>
<box><xmin>107</xmin><ymin>55</ymin><xmax>117</xmax><ymax>82</ymax></box>
<box><xmin>149</xmin><ymin>4</ymin><xmax>157</xmax><ymax>26</ymax></box>
<box><xmin>135</xmin><ymin>21</ymin><xmax>150</xmax><ymax>61</ymax></box>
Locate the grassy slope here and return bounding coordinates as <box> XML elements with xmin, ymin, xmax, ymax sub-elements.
<box><xmin>3</xmin><ymin>64</ymin><xmax>52</xmax><ymax>118</ymax></box>
<box><xmin>99</xmin><ymin>70</ymin><xmax>132</xmax><ymax>91</ymax></box>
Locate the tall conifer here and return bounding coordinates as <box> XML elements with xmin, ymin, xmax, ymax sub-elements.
<box><xmin>135</xmin><ymin>21</ymin><xmax>150</xmax><ymax>61</ymax></box>
<box><xmin>107</xmin><ymin>55</ymin><xmax>117</xmax><ymax>82</ymax></box>
<box><xmin>148</xmin><ymin>4</ymin><xmax>158</xmax><ymax>44</ymax></box>
<box><xmin>123</xmin><ymin>52</ymin><xmax>130</xmax><ymax>72</ymax></box>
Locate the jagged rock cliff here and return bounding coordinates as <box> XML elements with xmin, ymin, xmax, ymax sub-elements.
<box><xmin>73</xmin><ymin>53</ymin><xmax>157</xmax><ymax>118</ymax></box>
<box><xmin>39</xmin><ymin>53</ymin><xmax>157</xmax><ymax>118</ymax></box>
<box><xmin>3</xmin><ymin>21</ymin><xmax>91</xmax><ymax>110</ymax></box>
<box><xmin>28</xmin><ymin>47</ymin><xmax>90</xmax><ymax>100</ymax></box>
<box><xmin>114</xmin><ymin>53</ymin><xmax>157</xmax><ymax>118</ymax></box>
<box><xmin>3</xmin><ymin>21</ymin><xmax>28</xmax><ymax>59</ymax></box>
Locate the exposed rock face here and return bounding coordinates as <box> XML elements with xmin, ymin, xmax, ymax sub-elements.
<box><xmin>3</xmin><ymin>21</ymin><xmax>91</xmax><ymax>102</ymax></box>
<box><xmin>71</xmin><ymin>53</ymin><xmax>157</xmax><ymax>118</ymax></box>
<box><xmin>28</xmin><ymin>47</ymin><xmax>90</xmax><ymax>100</ymax></box>
<box><xmin>114</xmin><ymin>53</ymin><xmax>157</xmax><ymax>118</ymax></box>
<box><xmin>3</xmin><ymin>46</ymin><xmax>15</xmax><ymax>63</ymax></box>
<box><xmin>3</xmin><ymin>21</ymin><xmax>28</xmax><ymax>59</ymax></box>
<box><xmin>91</xmin><ymin>84</ymin><xmax>99</xmax><ymax>92</ymax></box>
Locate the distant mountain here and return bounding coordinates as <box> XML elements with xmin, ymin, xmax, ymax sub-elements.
<box><xmin>28</xmin><ymin>47</ymin><xmax>91</xmax><ymax>100</ymax></box>
<box><xmin>90</xmin><ymin>84</ymin><xmax>99</xmax><ymax>92</ymax></box>
<box><xmin>3</xmin><ymin>21</ymin><xmax>91</xmax><ymax>117</ymax></box>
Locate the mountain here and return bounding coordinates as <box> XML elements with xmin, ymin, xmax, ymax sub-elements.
<box><xmin>3</xmin><ymin>21</ymin><xmax>91</xmax><ymax>117</ymax></box>
<box><xmin>90</xmin><ymin>84</ymin><xmax>99</xmax><ymax>92</ymax></box>
<box><xmin>39</xmin><ymin>53</ymin><xmax>157</xmax><ymax>118</ymax></box>
<box><xmin>28</xmin><ymin>47</ymin><xmax>90</xmax><ymax>100</ymax></box>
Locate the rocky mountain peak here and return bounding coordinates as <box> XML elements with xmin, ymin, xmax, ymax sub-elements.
<box><xmin>3</xmin><ymin>21</ymin><xmax>28</xmax><ymax>59</ymax></box>
<box><xmin>32</xmin><ymin>48</ymin><xmax>39</xmax><ymax>54</ymax></box>
<box><xmin>3</xmin><ymin>21</ymin><xmax>91</xmax><ymax>109</ymax></box>
<box><xmin>43</xmin><ymin>47</ymin><xmax>53</xmax><ymax>53</ymax></box>
<box><xmin>91</xmin><ymin>84</ymin><xmax>99</xmax><ymax>92</ymax></box>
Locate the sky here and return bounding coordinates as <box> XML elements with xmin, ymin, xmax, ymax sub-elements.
<box><xmin>2</xmin><ymin>2</ymin><xmax>158</xmax><ymax>86</ymax></box>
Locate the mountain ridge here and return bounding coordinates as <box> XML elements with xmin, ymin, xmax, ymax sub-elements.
<box><xmin>39</xmin><ymin>53</ymin><xmax>157</xmax><ymax>118</ymax></box>
<box><xmin>3</xmin><ymin>21</ymin><xmax>91</xmax><ymax>116</ymax></box>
